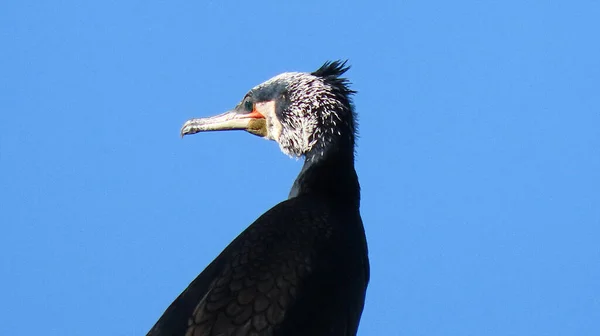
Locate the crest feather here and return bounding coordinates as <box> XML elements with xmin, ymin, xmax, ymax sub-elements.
<box><xmin>311</xmin><ymin>60</ymin><xmax>356</xmax><ymax>96</ymax></box>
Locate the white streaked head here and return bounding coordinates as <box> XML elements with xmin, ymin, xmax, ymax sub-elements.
<box><xmin>181</xmin><ymin>60</ymin><xmax>357</xmax><ymax>159</ymax></box>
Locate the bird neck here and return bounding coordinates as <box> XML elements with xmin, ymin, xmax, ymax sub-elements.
<box><xmin>288</xmin><ymin>148</ymin><xmax>360</xmax><ymax>207</ymax></box>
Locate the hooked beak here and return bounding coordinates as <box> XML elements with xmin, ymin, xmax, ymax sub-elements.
<box><xmin>180</xmin><ymin>110</ymin><xmax>267</xmax><ymax>138</ymax></box>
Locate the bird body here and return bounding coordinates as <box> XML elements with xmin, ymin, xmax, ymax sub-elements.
<box><xmin>148</xmin><ymin>61</ymin><xmax>369</xmax><ymax>336</ymax></box>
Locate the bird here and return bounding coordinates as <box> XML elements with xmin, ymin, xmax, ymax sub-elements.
<box><xmin>148</xmin><ymin>60</ymin><xmax>369</xmax><ymax>336</ymax></box>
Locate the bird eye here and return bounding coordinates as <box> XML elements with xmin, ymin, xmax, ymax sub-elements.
<box><xmin>244</xmin><ymin>100</ymin><xmax>253</xmax><ymax>112</ymax></box>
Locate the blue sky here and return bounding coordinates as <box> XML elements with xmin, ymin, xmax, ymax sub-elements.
<box><xmin>1</xmin><ymin>1</ymin><xmax>599</xmax><ymax>335</ymax></box>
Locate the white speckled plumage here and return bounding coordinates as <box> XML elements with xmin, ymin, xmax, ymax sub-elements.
<box><xmin>251</xmin><ymin>71</ymin><xmax>352</xmax><ymax>159</ymax></box>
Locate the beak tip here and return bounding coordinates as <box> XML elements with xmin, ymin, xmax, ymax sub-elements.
<box><xmin>180</xmin><ymin>120</ymin><xmax>196</xmax><ymax>138</ymax></box>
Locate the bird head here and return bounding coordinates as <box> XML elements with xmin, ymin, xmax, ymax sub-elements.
<box><xmin>181</xmin><ymin>60</ymin><xmax>356</xmax><ymax>158</ymax></box>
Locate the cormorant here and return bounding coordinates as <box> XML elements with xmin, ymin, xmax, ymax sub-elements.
<box><xmin>148</xmin><ymin>61</ymin><xmax>369</xmax><ymax>336</ymax></box>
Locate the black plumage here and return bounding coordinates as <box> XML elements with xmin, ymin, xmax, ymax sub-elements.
<box><xmin>148</xmin><ymin>61</ymin><xmax>369</xmax><ymax>336</ymax></box>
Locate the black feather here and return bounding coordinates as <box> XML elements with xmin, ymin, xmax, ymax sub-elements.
<box><xmin>312</xmin><ymin>60</ymin><xmax>356</xmax><ymax>97</ymax></box>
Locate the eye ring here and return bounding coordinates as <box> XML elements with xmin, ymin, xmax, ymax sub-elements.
<box><xmin>244</xmin><ymin>100</ymin><xmax>253</xmax><ymax>112</ymax></box>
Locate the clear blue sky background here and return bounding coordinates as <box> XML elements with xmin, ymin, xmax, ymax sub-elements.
<box><xmin>1</xmin><ymin>1</ymin><xmax>599</xmax><ymax>335</ymax></box>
